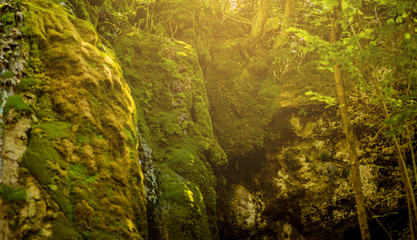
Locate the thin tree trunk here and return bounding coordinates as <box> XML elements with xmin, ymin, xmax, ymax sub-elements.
<box><xmin>369</xmin><ymin>73</ymin><xmax>417</xmax><ymax>239</ymax></box>
<box><xmin>281</xmin><ymin>0</ymin><xmax>296</xmax><ymax>31</ymax></box>
<box><xmin>250</xmin><ymin>0</ymin><xmax>271</xmax><ymax>41</ymax></box>
<box><xmin>334</xmin><ymin>64</ymin><xmax>372</xmax><ymax>240</ymax></box>
<box><xmin>274</xmin><ymin>0</ymin><xmax>296</xmax><ymax>48</ymax></box>
<box><xmin>331</xmin><ymin>1</ymin><xmax>371</xmax><ymax>239</ymax></box>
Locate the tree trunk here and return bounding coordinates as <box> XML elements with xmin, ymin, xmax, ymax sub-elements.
<box><xmin>250</xmin><ymin>0</ymin><xmax>271</xmax><ymax>41</ymax></box>
<box><xmin>274</xmin><ymin>0</ymin><xmax>296</xmax><ymax>49</ymax></box>
<box><xmin>331</xmin><ymin>1</ymin><xmax>371</xmax><ymax>240</ymax></box>
<box><xmin>281</xmin><ymin>0</ymin><xmax>296</xmax><ymax>31</ymax></box>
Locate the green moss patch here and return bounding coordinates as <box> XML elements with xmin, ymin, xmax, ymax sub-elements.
<box><xmin>0</xmin><ymin>184</ymin><xmax>26</xmax><ymax>203</ymax></box>
<box><xmin>4</xmin><ymin>95</ymin><xmax>32</xmax><ymax>115</ymax></box>
<box><xmin>52</xmin><ymin>213</ymin><xmax>80</xmax><ymax>240</ymax></box>
<box><xmin>21</xmin><ymin>135</ymin><xmax>63</xmax><ymax>186</ymax></box>
<box><xmin>16</xmin><ymin>78</ymin><xmax>40</xmax><ymax>93</ymax></box>
<box><xmin>158</xmin><ymin>164</ymin><xmax>211</xmax><ymax>240</ymax></box>
<box><xmin>34</xmin><ymin>121</ymin><xmax>72</xmax><ymax>140</ymax></box>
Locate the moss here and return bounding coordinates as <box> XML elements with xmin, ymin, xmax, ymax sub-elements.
<box><xmin>114</xmin><ymin>31</ymin><xmax>226</xmax><ymax>239</ymax></box>
<box><xmin>69</xmin><ymin>163</ymin><xmax>97</xmax><ymax>179</ymax></box>
<box><xmin>167</xmin><ymin>149</ymin><xmax>195</xmax><ymax>175</ymax></box>
<box><xmin>35</xmin><ymin>95</ymin><xmax>54</xmax><ymax>120</ymax></box>
<box><xmin>76</xmin><ymin>134</ymin><xmax>91</xmax><ymax>145</ymax></box>
<box><xmin>52</xmin><ymin>213</ymin><xmax>80</xmax><ymax>240</ymax></box>
<box><xmin>0</xmin><ymin>184</ymin><xmax>26</xmax><ymax>203</ymax></box>
<box><xmin>21</xmin><ymin>134</ymin><xmax>63</xmax><ymax>186</ymax></box>
<box><xmin>284</xmin><ymin>151</ymin><xmax>302</xmax><ymax>171</ymax></box>
<box><xmin>17</xmin><ymin>1</ymin><xmax>148</xmax><ymax>239</ymax></box>
<box><xmin>22</xmin><ymin>132</ymin><xmax>75</xmax><ymax>218</ymax></box>
<box><xmin>34</xmin><ymin>121</ymin><xmax>72</xmax><ymax>140</ymax></box>
<box><xmin>74</xmin><ymin>199</ymin><xmax>95</xmax><ymax>228</ymax></box>
<box><xmin>4</xmin><ymin>95</ymin><xmax>32</xmax><ymax>116</ymax></box>
<box><xmin>158</xmin><ymin>164</ymin><xmax>211</xmax><ymax>240</ymax></box>
<box><xmin>206</xmin><ymin>46</ymin><xmax>281</xmax><ymax>157</ymax></box>
<box><xmin>1</xmin><ymin>12</ymin><xmax>16</xmax><ymax>28</ymax></box>
<box><xmin>16</xmin><ymin>78</ymin><xmax>40</xmax><ymax>93</ymax></box>
<box><xmin>71</xmin><ymin>18</ymin><xmax>98</xmax><ymax>44</ymax></box>
<box><xmin>0</xmin><ymin>70</ymin><xmax>14</xmax><ymax>79</ymax></box>
<box><xmin>52</xmin><ymin>188</ymin><xmax>74</xmax><ymax>220</ymax></box>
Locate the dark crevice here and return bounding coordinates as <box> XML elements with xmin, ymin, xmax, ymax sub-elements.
<box><xmin>225</xmin><ymin>149</ymin><xmax>267</xmax><ymax>188</ymax></box>
<box><xmin>342</xmin><ymin>207</ymin><xmax>409</xmax><ymax>240</ymax></box>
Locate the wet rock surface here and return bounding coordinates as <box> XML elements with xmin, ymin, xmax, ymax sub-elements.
<box><xmin>0</xmin><ymin>3</ymin><xmax>29</xmax><ymax>184</ymax></box>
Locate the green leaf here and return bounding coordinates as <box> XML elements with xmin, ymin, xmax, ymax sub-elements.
<box><xmin>396</xmin><ymin>16</ymin><xmax>403</xmax><ymax>23</ymax></box>
<box><xmin>305</xmin><ymin>91</ymin><xmax>314</xmax><ymax>96</ymax></box>
<box><xmin>387</xmin><ymin>18</ymin><xmax>395</xmax><ymax>24</ymax></box>
<box><xmin>405</xmin><ymin>33</ymin><xmax>411</xmax><ymax>40</ymax></box>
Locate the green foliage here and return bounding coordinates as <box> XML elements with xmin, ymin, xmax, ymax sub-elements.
<box><xmin>0</xmin><ymin>184</ymin><xmax>26</xmax><ymax>203</ymax></box>
<box><xmin>4</xmin><ymin>95</ymin><xmax>32</xmax><ymax>115</ymax></box>
<box><xmin>305</xmin><ymin>91</ymin><xmax>336</xmax><ymax>108</ymax></box>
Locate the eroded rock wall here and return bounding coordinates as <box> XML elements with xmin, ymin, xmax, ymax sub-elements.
<box><xmin>211</xmin><ymin>56</ymin><xmax>407</xmax><ymax>239</ymax></box>
<box><xmin>114</xmin><ymin>31</ymin><xmax>227</xmax><ymax>240</ymax></box>
<box><xmin>0</xmin><ymin>0</ymin><xmax>147</xmax><ymax>239</ymax></box>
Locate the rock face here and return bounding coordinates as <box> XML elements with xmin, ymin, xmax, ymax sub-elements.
<box><xmin>1</xmin><ymin>0</ymin><xmax>147</xmax><ymax>239</ymax></box>
<box><xmin>211</xmin><ymin>56</ymin><xmax>406</xmax><ymax>239</ymax></box>
<box><xmin>0</xmin><ymin>0</ymin><xmax>410</xmax><ymax>239</ymax></box>
<box><xmin>114</xmin><ymin>31</ymin><xmax>227</xmax><ymax>239</ymax></box>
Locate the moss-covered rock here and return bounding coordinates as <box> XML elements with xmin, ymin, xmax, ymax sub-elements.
<box><xmin>0</xmin><ymin>0</ymin><xmax>148</xmax><ymax>239</ymax></box>
<box><xmin>4</xmin><ymin>94</ymin><xmax>32</xmax><ymax>116</ymax></box>
<box><xmin>115</xmin><ymin>31</ymin><xmax>226</xmax><ymax>239</ymax></box>
<box><xmin>205</xmin><ymin>40</ymin><xmax>281</xmax><ymax>157</ymax></box>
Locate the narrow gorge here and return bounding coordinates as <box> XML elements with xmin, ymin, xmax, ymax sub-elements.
<box><xmin>0</xmin><ymin>0</ymin><xmax>416</xmax><ymax>239</ymax></box>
